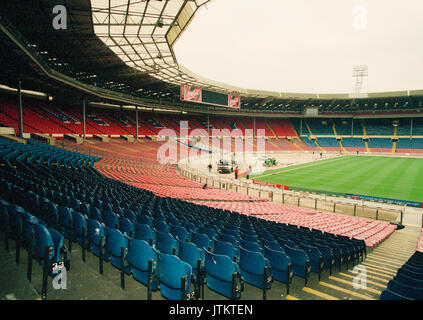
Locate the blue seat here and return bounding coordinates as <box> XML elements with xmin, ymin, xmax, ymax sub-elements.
<box><xmin>199</xmin><ymin>226</ymin><xmax>217</xmax><ymax>240</ymax></box>
<box><xmin>283</xmin><ymin>245</ymin><xmax>311</xmax><ymax>285</ymax></box>
<box><xmin>170</xmin><ymin>225</ymin><xmax>190</xmax><ymax>242</ymax></box>
<box><xmin>240</xmin><ymin>239</ymin><xmax>262</xmax><ymax>253</ymax></box>
<box><xmin>178</xmin><ymin>240</ymin><xmax>205</xmax><ymax>299</ymax></box>
<box><xmin>90</xmin><ymin>207</ymin><xmax>102</xmax><ymax>221</ymax></box>
<box><xmin>217</xmin><ymin>233</ymin><xmax>238</xmax><ymax>247</ymax></box>
<box><xmin>72</xmin><ymin>211</ymin><xmax>88</xmax><ymax>260</ymax></box>
<box><xmin>103</xmin><ymin>210</ymin><xmax>119</xmax><ymax>229</ymax></box>
<box><xmin>191</xmin><ymin>232</ymin><xmax>213</xmax><ymax>251</ymax></box>
<box><xmin>0</xmin><ymin>203</ymin><xmax>9</xmax><ymax>251</ymax></box>
<box><xmin>134</xmin><ymin>223</ymin><xmax>156</xmax><ymax>246</ymax></box>
<box><xmin>156</xmin><ymin>231</ymin><xmax>178</xmax><ymax>255</ymax></box>
<box><xmin>119</xmin><ymin>217</ymin><xmax>135</xmax><ymax>238</ymax></box>
<box><xmin>87</xmin><ymin>219</ymin><xmax>105</xmax><ymax>257</ymax></box>
<box><xmin>314</xmin><ymin>243</ymin><xmax>335</xmax><ymax>275</ymax></box>
<box><xmin>261</xmin><ymin>239</ymin><xmax>282</xmax><ymax>251</ymax></box>
<box><xmin>239</xmin><ymin>246</ymin><xmax>272</xmax><ymax>299</ymax></box>
<box><xmin>213</xmin><ymin>239</ymin><xmax>239</xmax><ymax>262</ymax></box>
<box><xmin>156</xmin><ymin>252</ymin><xmax>194</xmax><ymax>300</ymax></box>
<box><xmin>58</xmin><ymin>206</ymin><xmax>73</xmax><ymax>251</ymax></box>
<box><xmin>264</xmin><ymin>246</ymin><xmax>293</xmax><ymax>294</ymax></box>
<box><xmin>397</xmin><ymin>267</ymin><xmax>423</xmax><ymax>281</ymax></box>
<box><xmin>387</xmin><ymin>279</ymin><xmax>423</xmax><ymax>300</ymax></box>
<box><xmin>33</xmin><ymin>224</ymin><xmax>68</xmax><ymax>299</ymax></box>
<box><xmin>136</xmin><ymin>215</ymin><xmax>152</xmax><ymax>226</ymax></box>
<box><xmin>379</xmin><ymin>289</ymin><xmax>411</xmax><ymax>300</ymax></box>
<box><xmin>394</xmin><ymin>273</ymin><xmax>423</xmax><ymax>288</ymax></box>
<box><xmin>204</xmin><ymin>249</ymin><xmax>242</xmax><ymax>299</ymax></box>
<box><xmin>301</xmin><ymin>245</ymin><xmax>323</xmax><ymax>281</ymax></box>
<box><xmin>154</xmin><ymin>220</ymin><xmax>170</xmax><ymax>233</ymax></box>
<box><xmin>240</xmin><ymin>233</ymin><xmax>259</xmax><ymax>243</ymax></box>
<box><xmin>127</xmin><ymin>238</ymin><xmax>158</xmax><ymax>298</ymax></box>
<box><xmin>104</xmin><ymin>227</ymin><xmax>131</xmax><ymax>276</ymax></box>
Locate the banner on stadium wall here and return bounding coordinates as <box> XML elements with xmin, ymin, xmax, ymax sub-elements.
<box><xmin>228</xmin><ymin>94</ymin><xmax>241</xmax><ymax>109</ymax></box>
<box><xmin>252</xmin><ymin>180</ymin><xmax>289</xmax><ymax>190</ymax></box>
<box><xmin>346</xmin><ymin>193</ymin><xmax>423</xmax><ymax>208</ymax></box>
<box><xmin>180</xmin><ymin>85</ymin><xmax>202</xmax><ymax>102</ymax></box>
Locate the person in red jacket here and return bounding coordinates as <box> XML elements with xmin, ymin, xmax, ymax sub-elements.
<box><xmin>234</xmin><ymin>167</ymin><xmax>239</xmax><ymax>179</ymax></box>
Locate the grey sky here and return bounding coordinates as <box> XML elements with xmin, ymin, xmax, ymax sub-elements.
<box><xmin>173</xmin><ymin>0</ymin><xmax>423</xmax><ymax>94</ymax></box>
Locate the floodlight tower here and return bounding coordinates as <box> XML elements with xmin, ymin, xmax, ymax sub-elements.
<box><xmin>352</xmin><ymin>65</ymin><xmax>368</xmax><ymax>97</ymax></box>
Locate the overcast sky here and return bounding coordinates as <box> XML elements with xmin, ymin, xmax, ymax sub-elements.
<box><xmin>173</xmin><ymin>0</ymin><xmax>423</xmax><ymax>94</ymax></box>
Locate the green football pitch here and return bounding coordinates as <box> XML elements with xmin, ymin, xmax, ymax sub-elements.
<box><xmin>251</xmin><ymin>155</ymin><xmax>423</xmax><ymax>202</ymax></box>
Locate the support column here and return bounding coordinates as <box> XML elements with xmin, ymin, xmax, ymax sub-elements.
<box><xmin>18</xmin><ymin>80</ymin><xmax>23</xmax><ymax>138</ymax></box>
<box><xmin>82</xmin><ymin>97</ymin><xmax>86</xmax><ymax>141</ymax></box>
<box><xmin>135</xmin><ymin>106</ymin><xmax>139</xmax><ymax>140</ymax></box>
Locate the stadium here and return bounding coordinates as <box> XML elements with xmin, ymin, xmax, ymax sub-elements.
<box><xmin>0</xmin><ymin>0</ymin><xmax>422</xmax><ymax>304</ymax></box>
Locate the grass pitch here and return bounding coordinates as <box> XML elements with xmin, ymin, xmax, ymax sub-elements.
<box><xmin>251</xmin><ymin>155</ymin><xmax>423</xmax><ymax>202</ymax></box>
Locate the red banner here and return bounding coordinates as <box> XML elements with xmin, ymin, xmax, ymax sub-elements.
<box><xmin>228</xmin><ymin>94</ymin><xmax>241</xmax><ymax>108</ymax></box>
<box><xmin>180</xmin><ymin>85</ymin><xmax>202</xmax><ymax>102</ymax></box>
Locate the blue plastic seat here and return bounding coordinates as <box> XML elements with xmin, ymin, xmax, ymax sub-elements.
<box><xmin>387</xmin><ymin>278</ymin><xmax>423</xmax><ymax>300</ymax></box>
<box><xmin>240</xmin><ymin>239</ymin><xmax>263</xmax><ymax>253</ymax></box>
<box><xmin>191</xmin><ymin>232</ymin><xmax>213</xmax><ymax>251</ymax></box>
<box><xmin>134</xmin><ymin>223</ymin><xmax>156</xmax><ymax>246</ymax></box>
<box><xmin>103</xmin><ymin>227</ymin><xmax>131</xmax><ymax>289</ymax></box>
<box><xmin>300</xmin><ymin>244</ymin><xmax>323</xmax><ymax>280</ymax></box>
<box><xmin>87</xmin><ymin>219</ymin><xmax>105</xmax><ymax>257</ymax></box>
<box><xmin>170</xmin><ymin>225</ymin><xmax>190</xmax><ymax>242</ymax></box>
<box><xmin>217</xmin><ymin>233</ymin><xmax>238</xmax><ymax>247</ymax></box>
<box><xmin>213</xmin><ymin>239</ymin><xmax>239</xmax><ymax>262</ymax></box>
<box><xmin>261</xmin><ymin>239</ymin><xmax>282</xmax><ymax>251</ymax></box>
<box><xmin>136</xmin><ymin>215</ymin><xmax>153</xmax><ymax>226</ymax></box>
<box><xmin>90</xmin><ymin>207</ymin><xmax>102</xmax><ymax>221</ymax></box>
<box><xmin>283</xmin><ymin>244</ymin><xmax>311</xmax><ymax>285</ymax></box>
<box><xmin>314</xmin><ymin>243</ymin><xmax>335</xmax><ymax>275</ymax></box>
<box><xmin>199</xmin><ymin>226</ymin><xmax>217</xmax><ymax>240</ymax></box>
<box><xmin>156</xmin><ymin>231</ymin><xmax>178</xmax><ymax>255</ymax></box>
<box><xmin>178</xmin><ymin>240</ymin><xmax>205</xmax><ymax>299</ymax></box>
<box><xmin>154</xmin><ymin>219</ymin><xmax>170</xmax><ymax>233</ymax></box>
<box><xmin>394</xmin><ymin>273</ymin><xmax>423</xmax><ymax>288</ymax></box>
<box><xmin>264</xmin><ymin>246</ymin><xmax>293</xmax><ymax>294</ymax></box>
<box><xmin>204</xmin><ymin>249</ymin><xmax>242</xmax><ymax>299</ymax></box>
<box><xmin>156</xmin><ymin>252</ymin><xmax>194</xmax><ymax>300</ymax></box>
<box><xmin>104</xmin><ymin>210</ymin><xmax>119</xmax><ymax>229</ymax></box>
<box><xmin>239</xmin><ymin>246</ymin><xmax>272</xmax><ymax>299</ymax></box>
<box><xmin>379</xmin><ymin>289</ymin><xmax>411</xmax><ymax>300</ymax></box>
<box><xmin>127</xmin><ymin>238</ymin><xmax>158</xmax><ymax>298</ymax></box>
<box><xmin>119</xmin><ymin>217</ymin><xmax>135</xmax><ymax>238</ymax></box>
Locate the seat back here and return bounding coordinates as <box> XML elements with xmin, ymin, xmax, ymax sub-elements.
<box><xmin>134</xmin><ymin>223</ymin><xmax>156</xmax><ymax>245</ymax></box>
<box><xmin>213</xmin><ymin>239</ymin><xmax>238</xmax><ymax>261</ymax></box>
<box><xmin>127</xmin><ymin>238</ymin><xmax>158</xmax><ymax>289</ymax></box>
<box><xmin>239</xmin><ymin>246</ymin><xmax>270</xmax><ymax>289</ymax></box>
<box><xmin>87</xmin><ymin>219</ymin><xmax>105</xmax><ymax>256</ymax></box>
<box><xmin>34</xmin><ymin>224</ymin><xmax>54</xmax><ymax>263</ymax></box>
<box><xmin>191</xmin><ymin>232</ymin><xmax>213</xmax><ymax>251</ymax></box>
<box><xmin>156</xmin><ymin>252</ymin><xmax>192</xmax><ymax>300</ymax></box>
<box><xmin>156</xmin><ymin>231</ymin><xmax>178</xmax><ymax>255</ymax></box>
<box><xmin>387</xmin><ymin>279</ymin><xmax>423</xmax><ymax>300</ymax></box>
<box><xmin>204</xmin><ymin>249</ymin><xmax>241</xmax><ymax>299</ymax></box>
<box><xmin>178</xmin><ymin>240</ymin><xmax>204</xmax><ymax>272</ymax></box>
<box><xmin>240</xmin><ymin>239</ymin><xmax>262</xmax><ymax>253</ymax></box>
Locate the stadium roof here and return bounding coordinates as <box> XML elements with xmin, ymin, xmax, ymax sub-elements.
<box><xmin>0</xmin><ymin>0</ymin><xmax>422</xmax><ymax>114</ymax></box>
